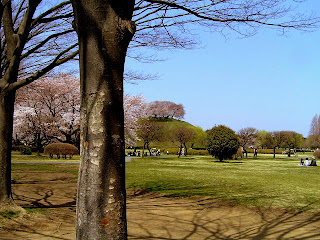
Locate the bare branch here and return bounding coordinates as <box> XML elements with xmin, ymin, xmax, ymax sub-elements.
<box><xmin>9</xmin><ymin>43</ymin><xmax>78</xmax><ymax>91</ymax></box>
<box><xmin>21</xmin><ymin>29</ymin><xmax>74</xmax><ymax>60</ymax></box>
<box><xmin>3</xmin><ymin>1</ymin><xmax>16</xmax><ymax>57</ymax></box>
<box><xmin>127</xmin><ymin>0</ymin><xmax>320</xmax><ymax>63</ymax></box>
<box><xmin>31</xmin><ymin>1</ymin><xmax>71</xmax><ymax>27</ymax></box>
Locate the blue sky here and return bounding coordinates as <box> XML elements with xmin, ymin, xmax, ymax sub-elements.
<box><xmin>124</xmin><ymin>1</ymin><xmax>320</xmax><ymax>137</ymax></box>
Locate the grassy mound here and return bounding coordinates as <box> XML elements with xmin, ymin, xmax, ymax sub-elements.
<box><xmin>136</xmin><ymin>118</ymin><xmax>206</xmax><ymax>150</ymax></box>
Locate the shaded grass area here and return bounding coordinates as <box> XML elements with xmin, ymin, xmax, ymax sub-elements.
<box><xmin>11</xmin><ymin>151</ymin><xmax>80</xmax><ymax>163</ymax></box>
<box><xmin>0</xmin><ymin>211</ymin><xmax>19</xmax><ymax>219</ymax></box>
<box><xmin>11</xmin><ymin>163</ymin><xmax>79</xmax><ymax>176</ymax></box>
<box><xmin>126</xmin><ymin>155</ymin><xmax>320</xmax><ymax>211</ymax></box>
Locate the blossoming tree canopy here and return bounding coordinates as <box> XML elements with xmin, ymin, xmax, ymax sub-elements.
<box><xmin>14</xmin><ymin>73</ymin><xmax>80</xmax><ymax>149</ymax></box>
<box><xmin>146</xmin><ymin>101</ymin><xmax>185</xmax><ymax>119</ymax></box>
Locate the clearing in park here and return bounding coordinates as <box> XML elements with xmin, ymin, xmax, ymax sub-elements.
<box><xmin>0</xmin><ymin>153</ymin><xmax>319</xmax><ymax>239</ymax></box>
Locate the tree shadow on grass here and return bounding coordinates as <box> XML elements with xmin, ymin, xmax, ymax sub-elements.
<box><xmin>12</xmin><ymin>183</ymin><xmax>76</xmax><ymax>209</ymax></box>
<box><xmin>1</xmin><ymin>185</ymin><xmax>76</xmax><ymax>240</ymax></box>
<box><xmin>5</xmin><ymin>179</ymin><xmax>320</xmax><ymax>240</ymax></box>
<box><xmin>211</xmin><ymin>160</ymin><xmax>244</xmax><ymax>164</ymax></box>
<box><xmin>13</xmin><ymin>189</ymin><xmax>76</xmax><ymax>209</ymax></box>
<box><xmin>0</xmin><ymin>223</ymin><xmax>72</xmax><ymax>240</ymax></box>
<box><xmin>128</xmin><ymin>195</ymin><xmax>320</xmax><ymax>240</ymax></box>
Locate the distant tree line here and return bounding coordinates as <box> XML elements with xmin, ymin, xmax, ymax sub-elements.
<box><xmin>13</xmin><ymin>75</ymin><xmax>187</xmax><ymax>153</ymax></box>
<box><xmin>13</xmin><ymin>76</ymin><xmax>316</xmax><ymax>160</ymax></box>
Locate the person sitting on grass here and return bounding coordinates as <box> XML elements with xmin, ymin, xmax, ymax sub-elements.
<box><xmin>300</xmin><ymin>158</ymin><xmax>304</xmax><ymax>166</ymax></box>
<box><xmin>310</xmin><ymin>157</ymin><xmax>317</xmax><ymax>166</ymax></box>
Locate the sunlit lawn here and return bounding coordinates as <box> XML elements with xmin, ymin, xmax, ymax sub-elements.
<box><xmin>126</xmin><ymin>154</ymin><xmax>320</xmax><ymax>211</ymax></box>
<box><xmin>11</xmin><ymin>151</ymin><xmax>320</xmax><ymax>211</ymax></box>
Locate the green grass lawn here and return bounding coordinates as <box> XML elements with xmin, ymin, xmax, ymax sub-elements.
<box><xmin>126</xmin><ymin>154</ymin><xmax>320</xmax><ymax>211</ymax></box>
<box><xmin>11</xmin><ymin>152</ymin><xmax>320</xmax><ymax>211</ymax></box>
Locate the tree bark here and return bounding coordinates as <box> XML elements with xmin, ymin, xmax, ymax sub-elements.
<box><xmin>0</xmin><ymin>91</ymin><xmax>15</xmax><ymax>205</ymax></box>
<box><xmin>273</xmin><ymin>147</ymin><xmax>276</xmax><ymax>158</ymax></box>
<box><xmin>243</xmin><ymin>149</ymin><xmax>248</xmax><ymax>158</ymax></box>
<box><xmin>183</xmin><ymin>143</ymin><xmax>188</xmax><ymax>156</ymax></box>
<box><xmin>147</xmin><ymin>143</ymin><xmax>152</xmax><ymax>156</ymax></box>
<box><xmin>141</xmin><ymin>142</ymin><xmax>146</xmax><ymax>158</ymax></box>
<box><xmin>71</xmin><ymin>0</ymin><xmax>135</xmax><ymax>239</ymax></box>
<box><xmin>178</xmin><ymin>145</ymin><xmax>182</xmax><ymax>158</ymax></box>
<box><xmin>0</xmin><ymin>0</ymin><xmax>77</xmax><ymax>207</ymax></box>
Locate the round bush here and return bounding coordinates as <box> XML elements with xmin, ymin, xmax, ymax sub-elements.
<box><xmin>206</xmin><ymin>125</ymin><xmax>240</xmax><ymax>161</ymax></box>
<box><xmin>313</xmin><ymin>150</ymin><xmax>320</xmax><ymax>159</ymax></box>
<box><xmin>44</xmin><ymin>143</ymin><xmax>79</xmax><ymax>159</ymax></box>
<box><xmin>20</xmin><ymin>147</ymin><xmax>32</xmax><ymax>155</ymax></box>
<box><xmin>234</xmin><ymin>148</ymin><xmax>243</xmax><ymax>159</ymax></box>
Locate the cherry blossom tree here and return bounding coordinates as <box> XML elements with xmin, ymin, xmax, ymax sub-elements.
<box><xmin>146</xmin><ymin>101</ymin><xmax>185</xmax><ymax>119</ymax></box>
<box><xmin>123</xmin><ymin>94</ymin><xmax>147</xmax><ymax>146</ymax></box>
<box><xmin>136</xmin><ymin>118</ymin><xmax>164</xmax><ymax>156</ymax></box>
<box><xmin>14</xmin><ymin>73</ymin><xmax>80</xmax><ymax>152</ymax></box>
<box><xmin>14</xmin><ymin>105</ymin><xmax>52</xmax><ymax>153</ymax></box>
<box><xmin>171</xmin><ymin>127</ymin><xmax>197</xmax><ymax>157</ymax></box>
<box><xmin>15</xmin><ymin>87</ymin><xmax>146</xmax><ymax>151</ymax></box>
<box><xmin>0</xmin><ymin>0</ymin><xmax>77</xmax><ymax>206</ymax></box>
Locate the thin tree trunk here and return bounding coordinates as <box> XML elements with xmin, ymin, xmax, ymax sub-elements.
<box><xmin>147</xmin><ymin>143</ymin><xmax>152</xmax><ymax>156</ymax></box>
<box><xmin>142</xmin><ymin>142</ymin><xmax>146</xmax><ymax>158</ymax></box>
<box><xmin>183</xmin><ymin>143</ymin><xmax>188</xmax><ymax>156</ymax></box>
<box><xmin>36</xmin><ymin>134</ymin><xmax>42</xmax><ymax>156</ymax></box>
<box><xmin>244</xmin><ymin>149</ymin><xmax>248</xmax><ymax>158</ymax></box>
<box><xmin>273</xmin><ymin>147</ymin><xmax>276</xmax><ymax>158</ymax></box>
<box><xmin>72</xmin><ymin>1</ymin><xmax>135</xmax><ymax>239</ymax></box>
<box><xmin>0</xmin><ymin>92</ymin><xmax>15</xmax><ymax>205</ymax></box>
<box><xmin>178</xmin><ymin>145</ymin><xmax>182</xmax><ymax>158</ymax></box>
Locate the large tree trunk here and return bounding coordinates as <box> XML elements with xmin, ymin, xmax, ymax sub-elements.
<box><xmin>71</xmin><ymin>1</ymin><xmax>135</xmax><ymax>239</ymax></box>
<box><xmin>0</xmin><ymin>92</ymin><xmax>15</xmax><ymax>205</ymax></box>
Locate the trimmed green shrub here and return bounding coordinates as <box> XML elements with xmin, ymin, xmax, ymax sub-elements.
<box><xmin>13</xmin><ymin>145</ymin><xmax>37</xmax><ymax>153</ymax></box>
<box><xmin>206</xmin><ymin>125</ymin><xmax>240</xmax><ymax>161</ymax></box>
<box><xmin>20</xmin><ymin>147</ymin><xmax>32</xmax><ymax>155</ymax></box>
<box><xmin>187</xmin><ymin>149</ymin><xmax>209</xmax><ymax>155</ymax></box>
<box><xmin>163</xmin><ymin>148</ymin><xmax>208</xmax><ymax>156</ymax></box>
<box><xmin>246</xmin><ymin>148</ymin><xmax>284</xmax><ymax>154</ymax></box>
<box><xmin>44</xmin><ymin>143</ymin><xmax>79</xmax><ymax>159</ymax></box>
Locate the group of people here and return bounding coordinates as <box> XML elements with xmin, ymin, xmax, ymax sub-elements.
<box><xmin>300</xmin><ymin>157</ymin><xmax>317</xmax><ymax>166</ymax></box>
<box><xmin>127</xmin><ymin>151</ymin><xmax>141</xmax><ymax>157</ymax></box>
<box><xmin>127</xmin><ymin>149</ymin><xmax>162</xmax><ymax>157</ymax></box>
<box><xmin>151</xmin><ymin>149</ymin><xmax>161</xmax><ymax>156</ymax></box>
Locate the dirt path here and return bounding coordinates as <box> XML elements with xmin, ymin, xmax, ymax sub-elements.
<box><xmin>1</xmin><ymin>171</ymin><xmax>320</xmax><ymax>239</ymax></box>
